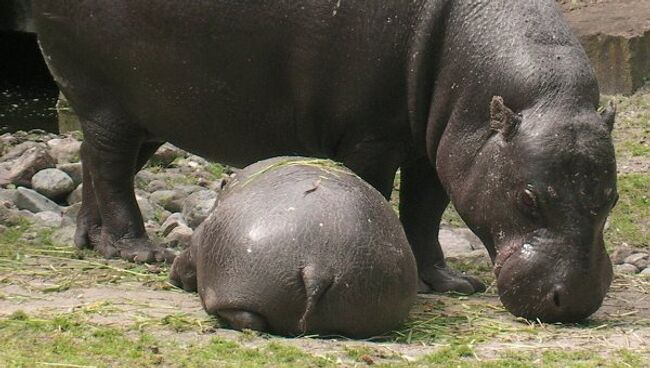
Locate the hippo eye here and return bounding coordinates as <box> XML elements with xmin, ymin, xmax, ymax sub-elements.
<box><xmin>521</xmin><ymin>187</ymin><xmax>537</xmax><ymax>209</ymax></box>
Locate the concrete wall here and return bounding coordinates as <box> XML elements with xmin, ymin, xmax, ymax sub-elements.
<box><xmin>0</xmin><ymin>0</ymin><xmax>33</xmax><ymax>33</ymax></box>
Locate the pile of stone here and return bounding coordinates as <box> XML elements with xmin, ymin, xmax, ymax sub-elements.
<box><xmin>612</xmin><ymin>247</ymin><xmax>650</xmax><ymax>276</ymax></box>
<box><xmin>0</xmin><ymin>129</ymin><xmax>229</xmax><ymax>249</ymax></box>
<box><xmin>0</xmin><ymin>129</ymin><xmax>648</xmax><ymax>276</ymax></box>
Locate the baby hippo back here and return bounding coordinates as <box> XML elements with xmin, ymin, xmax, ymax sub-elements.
<box><xmin>172</xmin><ymin>157</ymin><xmax>417</xmax><ymax>338</ymax></box>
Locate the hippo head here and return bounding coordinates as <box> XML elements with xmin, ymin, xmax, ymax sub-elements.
<box><xmin>446</xmin><ymin>97</ymin><xmax>618</xmax><ymax>323</ymax></box>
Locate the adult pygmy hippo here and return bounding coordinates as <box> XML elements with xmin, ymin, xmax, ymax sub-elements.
<box><xmin>33</xmin><ymin>0</ymin><xmax>618</xmax><ymax>322</ymax></box>
<box><xmin>170</xmin><ymin>157</ymin><xmax>418</xmax><ymax>337</ymax></box>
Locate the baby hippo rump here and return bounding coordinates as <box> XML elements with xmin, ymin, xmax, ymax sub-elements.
<box><xmin>170</xmin><ymin>157</ymin><xmax>417</xmax><ymax>338</ymax></box>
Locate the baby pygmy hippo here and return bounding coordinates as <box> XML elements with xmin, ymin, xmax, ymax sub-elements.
<box><xmin>170</xmin><ymin>157</ymin><xmax>417</xmax><ymax>338</ymax></box>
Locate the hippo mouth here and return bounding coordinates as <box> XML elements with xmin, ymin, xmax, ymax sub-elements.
<box><xmin>493</xmin><ymin>243</ymin><xmax>522</xmax><ymax>278</ymax></box>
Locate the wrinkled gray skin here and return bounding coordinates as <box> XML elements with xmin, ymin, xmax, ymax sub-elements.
<box><xmin>170</xmin><ymin>157</ymin><xmax>418</xmax><ymax>337</ymax></box>
<box><xmin>33</xmin><ymin>0</ymin><xmax>618</xmax><ymax>322</ymax></box>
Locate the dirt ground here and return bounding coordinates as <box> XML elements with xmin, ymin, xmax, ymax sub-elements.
<box><xmin>0</xmin><ymin>252</ymin><xmax>648</xmax><ymax>366</ymax></box>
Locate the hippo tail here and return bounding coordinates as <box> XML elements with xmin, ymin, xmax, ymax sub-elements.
<box><xmin>298</xmin><ymin>265</ymin><xmax>334</xmax><ymax>334</ymax></box>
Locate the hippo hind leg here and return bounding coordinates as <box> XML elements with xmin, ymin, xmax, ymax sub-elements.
<box><xmin>76</xmin><ymin>114</ymin><xmax>174</xmax><ymax>263</ymax></box>
<box><xmin>169</xmin><ymin>248</ymin><xmax>198</xmax><ymax>291</ymax></box>
<box><xmin>75</xmin><ymin>141</ymin><xmax>162</xmax><ymax>253</ymax></box>
<box><xmin>74</xmin><ymin>146</ymin><xmax>102</xmax><ymax>250</ymax></box>
<box><xmin>217</xmin><ymin>310</ymin><xmax>269</xmax><ymax>332</ymax></box>
<box><xmin>199</xmin><ymin>288</ymin><xmax>270</xmax><ymax>332</ymax></box>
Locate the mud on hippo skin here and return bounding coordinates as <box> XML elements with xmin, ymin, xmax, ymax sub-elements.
<box><xmin>170</xmin><ymin>157</ymin><xmax>418</xmax><ymax>338</ymax></box>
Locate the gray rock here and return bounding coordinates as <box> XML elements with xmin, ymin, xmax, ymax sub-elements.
<box><xmin>159</xmin><ymin>210</ymin><xmax>172</xmax><ymax>224</ymax></box>
<box><xmin>176</xmin><ymin>185</ymin><xmax>205</xmax><ymax>196</ymax></box>
<box><xmin>0</xmin><ymin>188</ymin><xmax>18</xmax><ymax>205</ymax></box>
<box><xmin>149</xmin><ymin>189</ymin><xmax>185</xmax><ymax>213</ymax></box>
<box><xmin>0</xmin><ymin>146</ymin><xmax>56</xmax><ymax>187</ymax></box>
<box><xmin>611</xmin><ymin>246</ymin><xmax>635</xmax><ymax>265</ymax></box>
<box><xmin>57</xmin><ymin>162</ymin><xmax>83</xmax><ymax>186</ymax></box>
<box><xmin>0</xmin><ymin>205</ymin><xmax>28</xmax><ymax>226</ymax></box>
<box><xmin>51</xmin><ymin>225</ymin><xmax>76</xmax><ymax>245</ymax></box>
<box><xmin>33</xmin><ymin>211</ymin><xmax>64</xmax><ymax>228</ymax></box>
<box><xmin>15</xmin><ymin>187</ymin><xmax>61</xmax><ymax>213</ymax></box>
<box><xmin>624</xmin><ymin>253</ymin><xmax>649</xmax><ymax>270</ymax></box>
<box><xmin>160</xmin><ymin>212</ymin><xmax>187</xmax><ymax>237</ymax></box>
<box><xmin>67</xmin><ymin>184</ymin><xmax>83</xmax><ymax>205</ymax></box>
<box><xmin>63</xmin><ymin>202</ymin><xmax>82</xmax><ymax>221</ymax></box>
<box><xmin>640</xmin><ymin>268</ymin><xmax>650</xmax><ymax>276</ymax></box>
<box><xmin>135</xmin><ymin>189</ymin><xmax>151</xmax><ymax>200</ymax></box>
<box><xmin>0</xmin><ymin>133</ymin><xmax>19</xmax><ymax>150</ymax></box>
<box><xmin>17</xmin><ymin>209</ymin><xmax>35</xmax><ymax>221</ymax></box>
<box><xmin>182</xmin><ymin>190</ymin><xmax>217</xmax><ymax>229</ymax></box>
<box><xmin>164</xmin><ymin>224</ymin><xmax>194</xmax><ymax>248</ymax></box>
<box><xmin>147</xmin><ymin>179</ymin><xmax>168</xmax><ymax>192</ymax></box>
<box><xmin>135</xmin><ymin>170</ymin><xmax>157</xmax><ymax>189</ymax></box>
<box><xmin>0</xmin><ymin>141</ymin><xmax>44</xmax><ymax>162</ymax></box>
<box><xmin>135</xmin><ymin>194</ymin><xmax>157</xmax><ymax>222</ymax></box>
<box><xmin>31</xmin><ymin>168</ymin><xmax>75</xmax><ymax>200</ymax></box>
<box><xmin>47</xmin><ymin>137</ymin><xmax>81</xmax><ymax>163</ymax></box>
<box><xmin>440</xmin><ymin>226</ymin><xmax>489</xmax><ymax>260</ymax></box>
<box><xmin>144</xmin><ymin>220</ymin><xmax>161</xmax><ymax>237</ymax></box>
<box><xmin>61</xmin><ymin>214</ymin><xmax>75</xmax><ymax>227</ymax></box>
<box><xmin>187</xmin><ymin>155</ymin><xmax>209</xmax><ymax>166</ymax></box>
<box><xmin>150</xmin><ymin>143</ymin><xmax>186</xmax><ymax>167</ymax></box>
<box><xmin>615</xmin><ymin>264</ymin><xmax>639</xmax><ymax>274</ymax></box>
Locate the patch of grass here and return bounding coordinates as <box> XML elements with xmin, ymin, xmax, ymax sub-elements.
<box><xmin>177</xmin><ymin>338</ymin><xmax>335</xmax><ymax>367</ymax></box>
<box><xmin>0</xmin><ymin>222</ymin><xmax>171</xmax><ymax>292</ymax></box>
<box><xmin>605</xmin><ymin>173</ymin><xmax>649</xmax><ymax>249</ymax></box>
<box><xmin>491</xmin><ymin>349</ymin><xmax>648</xmax><ymax>368</ymax></box>
<box><xmin>421</xmin><ymin>339</ymin><xmax>475</xmax><ymax>365</ymax></box>
<box><xmin>235</xmin><ymin>158</ymin><xmax>352</xmax><ymax>189</ymax></box>
<box><xmin>393</xmin><ymin>297</ymin><xmax>535</xmax><ymax>346</ymax></box>
<box><xmin>164</xmin><ymin>173</ymin><xmax>201</xmax><ymax>187</ymax></box>
<box><xmin>136</xmin><ymin>313</ymin><xmax>218</xmax><ymax>333</ymax></box>
<box><xmin>606</xmin><ymin>91</ymin><xmax>650</xmax><ymax>165</ymax></box>
<box><xmin>0</xmin><ymin>311</ymin><xmax>335</xmax><ymax>367</ymax></box>
<box><xmin>206</xmin><ymin>162</ymin><xmax>226</xmax><ymax>178</ymax></box>
<box><xmin>344</xmin><ymin>345</ymin><xmax>380</xmax><ymax>364</ymax></box>
<box><xmin>0</xmin><ymin>312</ymin><xmax>162</xmax><ymax>367</ymax></box>
<box><xmin>442</xmin><ymin>205</ymin><xmax>469</xmax><ymax>228</ymax></box>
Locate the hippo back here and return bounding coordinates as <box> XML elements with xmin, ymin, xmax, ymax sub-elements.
<box><xmin>194</xmin><ymin>157</ymin><xmax>417</xmax><ymax>337</ymax></box>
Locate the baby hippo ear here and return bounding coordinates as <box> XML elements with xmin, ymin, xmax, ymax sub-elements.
<box><xmin>599</xmin><ymin>100</ymin><xmax>616</xmax><ymax>133</ymax></box>
<box><xmin>490</xmin><ymin>96</ymin><xmax>521</xmax><ymax>139</ymax></box>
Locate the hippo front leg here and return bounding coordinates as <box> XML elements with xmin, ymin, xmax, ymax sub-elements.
<box><xmin>400</xmin><ymin>158</ymin><xmax>485</xmax><ymax>294</ymax></box>
<box><xmin>169</xmin><ymin>248</ymin><xmax>197</xmax><ymax>291</ymax></box>
<box><xmin>78</xmin><ymin>121</ymin><xmax>175</xmax><ymax>263</ymax></box>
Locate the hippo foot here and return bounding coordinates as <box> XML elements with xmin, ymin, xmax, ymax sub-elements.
<box><xmin>98</xmin><ymin>239</ymin><xmax>175</xmax><ymax>263</ymax></box>
<box><xmin>109</xmin><ymin>238</ymin><xmax>177</xmax><ymax>264</ymax></box>
<box><xmin>418</xmin><ymin>264</ymin><xmax>486</xmax><ymax>294</ymax></box>
<box><xmin>74</xmin><ymin>222</ymin><xmax>102</xmax><ymax>250</ymax></box>
<box><xmin>169</xmin><ymin>250</ymin><xmax>197</xmax><ymax>291</ymax></box>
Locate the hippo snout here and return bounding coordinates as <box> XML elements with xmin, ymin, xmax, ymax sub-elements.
<box><xmin>495</xmin><ymin>238</ymin><xmax>613</xmax><ymax>323</ymax></box>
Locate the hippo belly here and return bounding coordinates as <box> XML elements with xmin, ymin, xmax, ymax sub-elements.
<box><xmin>33</xmin><ymin>1</ymin><xmax>416</xmax><ymax>168</ymax></box>
<box><xmin>170</xmin><ymin>157</ymin><xmax>418</xmax><ymax>338</ymax></box>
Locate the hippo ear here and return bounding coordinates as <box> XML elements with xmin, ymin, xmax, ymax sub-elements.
<box><xmin>599</xmin><ymin>100</ymin><xmax>616</xmax><ymax>133</ymax></box>
<box><xmin>490</xmin><ymin>96</ymin><xmax>521</xmax><ymax>139</ymax></box>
